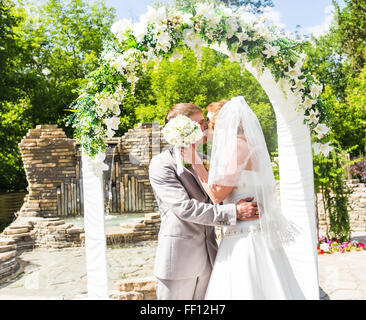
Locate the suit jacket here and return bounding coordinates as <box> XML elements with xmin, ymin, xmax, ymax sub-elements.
<box><xmin>149</xmin><ymin>147</ymin><xmax>237</xmax><ymax>280</ymax></box>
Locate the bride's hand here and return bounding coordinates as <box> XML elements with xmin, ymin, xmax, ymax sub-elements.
<box><xmin>236</xmin><ymin>197</ymin><xmax>259</xmax><ymax>221</ymax></box>
<box><xmin>180</xmin><ymin>144</ymin><xmax>202</xmax><ymax>165</ymax></box>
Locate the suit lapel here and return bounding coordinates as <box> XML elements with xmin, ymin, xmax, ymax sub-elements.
<box><xmin>169</xmin><ymin>147</ymin><xmax>209</xmax><ymax>199</ymax></box>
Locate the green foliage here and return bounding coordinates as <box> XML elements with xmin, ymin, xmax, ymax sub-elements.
<box><xmin>135</xmin><ymin>47</ymin><xmax>278</xmax><ymax>153</ymax></box>
<box><xmin>0</xmin><ymin>0</ymin><xmax>116</xmax><ymax>191</ymax></box>
<box><xmin>313</xmin><ymin>145</ymin><xmax>358</xmax><ymax>242</ymax></box>
<box><xmin>333</xmin><ymin>0</ymin><xmax>366</xmax><ymax>74</ymax></box>
<box><xmin>302</xmin><ymin>0</ymin><xmax>366</xmax><ymax>156</ymax></box>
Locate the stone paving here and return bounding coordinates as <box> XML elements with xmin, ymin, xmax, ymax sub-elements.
<box><xmin>0</xmin><ymin>234</ymin><xmax>365</xmax><ymax>300</ymax></box>
<box><xmin>318</xmin><ymin>232</ymin><xmax>366</xmax><ymax>300</ymax></box>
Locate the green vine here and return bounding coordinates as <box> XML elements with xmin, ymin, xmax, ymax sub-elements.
<box><xmin>313</xmin><ymin>144</ymin><xmax>358</xmax><ymax>242</ymax></box>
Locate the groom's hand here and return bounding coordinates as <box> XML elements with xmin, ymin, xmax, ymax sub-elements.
<box><xmin>180</xmin><ymin>144</ymin><xmax>201</xmax><ymax>165</ymax></box>
<box><xmin>235</xmin><ymin>197</ymin><xmax>259</xmax><ymax>221</ymax></box>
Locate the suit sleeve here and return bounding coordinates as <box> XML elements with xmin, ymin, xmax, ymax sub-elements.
<box><xmin>149</xmin><ymin>155</ymin><xmax>237</xmax><ymax>227</ymax></box>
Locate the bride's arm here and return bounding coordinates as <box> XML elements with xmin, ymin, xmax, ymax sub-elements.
<box><xmin>191</xmin><ymin>161</ymin><xmax>234</xmax><ymax>204</ymax></box>
<box><xmin>183</xmin><ymin>138</ymin><xmax>252</xmax><ymax>204</ymax></box>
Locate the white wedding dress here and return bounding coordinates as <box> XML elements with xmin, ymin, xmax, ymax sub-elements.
<box><xmin>205</xmin><ymin>170</ymin><xmax>305</xmax><ymax>300</ymax></box>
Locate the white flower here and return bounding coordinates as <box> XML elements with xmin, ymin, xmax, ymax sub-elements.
<box><xmin>155</xmin><ymin>29</ymin><xmax>171</xmax><ymax>52</ymax></box>
<box><xmin>181</xmin><ymin>13</ymin><xmax>194</xmax><ymax>27</ymax></box>
<box><xmin>263</xmin><ymin>44</ymin><xmax>280</xmax><ymax>59</ymax></box>
<box><xmin>105</xmin><ymin>128</ymin><xmax>115</xmax><ymax>139</ymax></box>
<box><xmin>226</xmin><ymin>17</ymin><xmax>239</xmax><ymax>38</ymax></box>
<box><xmin>111</xmin><ymin>54</ymin><xmax>129</xmax><ymax>74</ymax></box>
<box><xmin>238</xmin><ymin>11</ymin><xmax>256</xmax><ymax>27</ymax></box>
<box><xmin>305</xmin><ymin>109</ymin><xmax>319</xmax><ymax>125</ymax></box>
<box><xmin>236</xmin><ymin>31</ymin><xmax>249</xmax><ymax>43</ymax></box>
<box><xmin>292</xmin><ymin>77</ymin><xmax>306</xmax><ymax>91</ymax></box>
<box><xmin>303</xmin><ymin>96</ymin><xmax>317</xmax><ymax>109</ymax></box>
<box><xmin>228</xmin><ymin>51</ymin><xmax>246</xmax><ymax>64</ymax></box>
<box><xmin>219</xmin><ymin>4</ymin><xmax>233</xmax><ymax>17</ymax></box>
<box><xmin>253</xmin><ymin>22</ymin><xmax>266</xmax><ymax>37</ymax></box>
<box><xmin>262</xmin><ymin>30</ymin><xmax>274</xmax><ymax>41</ymax></box>
<box><xmin>320</xmin><ymin>243</ymin><xmax>330</xmax><ymax>252</ymax></box>
<box><xmin>84</xmin><ymin>152</ymin><xmax>109</xmax><ymax>176</ymax></box>
<box><xmin>95</xmin><ymin>94</ymin><xmax>120</xmax><ymax>116</ymax></box>
<box><xmin>104</xmin><ymin>117</ymin><xmax>120</xmax><ymax>131</ymax></box>
<box><xmin>133</xmin><ymin>21</ymin><xmax>147</xmax><ymax>43</ymax></box>
<box><xmin>314</xmin><ymin>123</ymin><xmax>330</xmax><ymax>139</ymax></box>
<box><xmin>285</xmin><ymin>65</ymin><xmax>302</xmax><ymax>79</ymax></box>
<box><xmin>195</xmin><ymin>3</ymin><xmax>221</xmax><ymax>28</ymax></box>
<box><xmin>111</xmin><ymin>19</ymin><xmax>132</xmax><ymax>42</ymax></box>
<box><xmin>42</xmin><ymin>68</ymin><xmax>51</xmax><ymax>76</ymax></box>
<box><xmin>140</xmin><ymin>6</ymin><xmax>166</xmax><ymax>26</ymax></box>
<box><xmin>113</xmin><ymin>84</ymin><xmax>126</xmax><ymax>103</ymax></box>
<box><xmin>162</xmin><ymin>115</ymin><xmax>203</xmax><ymax>147</ymax></box>
<box><xmin>183</xmin><ymin>29</ymin><xmax>206</xmax><ymax>54</ymax></box>
<box><xmin>210</xmin><ymin>41</ymin><xmax>230</xmax><ymax>56</ymax></box>
<box><xmin>310</xmin><ymin>83</ymin><xmax>323</xmax><ymax>99</ymax></box>
<box><xmin>313</xmin><ymin>142</ymin><xmax>333</xmax><ymax>157</ymax></box>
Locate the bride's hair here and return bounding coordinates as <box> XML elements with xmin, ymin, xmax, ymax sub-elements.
<box><xmin>206</xmin><ymin>99</ymin><xmax>228</xmax><ymax>130</ymax></box>
<box><xmin>207</xmin><ymin>99</ymin><xmax>246</xmax><ymax>137</ymax></box>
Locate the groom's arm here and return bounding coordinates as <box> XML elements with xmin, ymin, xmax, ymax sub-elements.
<box><xmin>149</xmin><ymin>155</ymin><xmax>237</xmax><ymax>227</ymax></box>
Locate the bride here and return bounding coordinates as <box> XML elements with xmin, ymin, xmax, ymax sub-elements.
<box><xmin>181</xmin><ymin>96</ymin><xmax>305</xmax><ymax>300</ymax></box>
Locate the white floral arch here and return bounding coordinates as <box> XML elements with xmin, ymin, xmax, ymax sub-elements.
<box><xmin>68</xmin><ymin>3</ymin><xmax>331</xmax><ymax>300</ymax></box>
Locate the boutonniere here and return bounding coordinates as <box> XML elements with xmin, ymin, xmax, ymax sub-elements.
<box><xmin>183</xmin><ymin>161</ymin><xmax>192</xmax><ymax>168</ymax></box>
<box><xmin>202</xmin><ymin>159</ymin><xmax>210</xmax><ymax>171</ymax></box>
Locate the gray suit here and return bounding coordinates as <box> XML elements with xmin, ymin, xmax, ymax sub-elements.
<box><xmin>149</xmin><ymin>147</ymin><xmax>237</xmax><ymax>299</ymax></box>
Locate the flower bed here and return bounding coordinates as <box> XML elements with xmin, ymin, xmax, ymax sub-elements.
<box><xmin>317</xmin><ymin>236</ymin><xmax>365</xmax><ymax>254</ymax></box>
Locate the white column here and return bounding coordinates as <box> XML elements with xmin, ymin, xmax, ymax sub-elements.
<box><xmin>82</xmin><ymin>151</ymin><xmax>109</xmax><ymax>299</ymax></box>
<box><xmin>246</xmin><ymin>65</ymin><xmax>319</xmax><ymax>300</ymax></box>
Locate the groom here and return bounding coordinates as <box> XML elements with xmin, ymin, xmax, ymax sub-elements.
<box><xmin>149</xmin><ymin>103</ymin><xmax>258</xmax><ymax>300</ymax></box>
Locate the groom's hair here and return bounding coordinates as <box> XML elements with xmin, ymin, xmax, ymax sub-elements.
<box><xmin>165</xmin><ymin>103</ymin><xmax>202</xmax><ymax>124</ymax></box>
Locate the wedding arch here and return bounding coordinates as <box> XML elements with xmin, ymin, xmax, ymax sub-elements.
<box><xmin>67</xmin><ymin>2</ymin><xmax>332</xmax><ymax>300</ymax></box>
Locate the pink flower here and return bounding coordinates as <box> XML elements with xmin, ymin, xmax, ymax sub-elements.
<box><xmin>359</xmin><ymin>243</ymin><xmax>365</xmax><ymax>248</ymax></box>
<box><xmin>339</xmin><ymin>248</ymin><xmax>344</xmax><ymax>253</ymax></box>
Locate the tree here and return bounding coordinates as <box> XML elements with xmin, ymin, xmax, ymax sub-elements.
<box><xmin>333</xmin><ymin>0</ymin><xmax>366</xmax><ymax>75</ymax></box>
<box><xmin>0</xmin><ymin>0</ymin><xmax>117</xmax><ymax>192</ymax></box>
<box><xmin>302</xmin><ymin>0</ymin><xmax>366</xmax><ymax>156</ymax></box>
<box><xmin>135</xmin><ymin>48</ymin><xmax>278</xmax><ymax>153</ymax></box>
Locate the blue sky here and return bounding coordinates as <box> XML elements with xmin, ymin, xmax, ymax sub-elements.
<box><xmin>103</xmin><ymin>0</ymin><xmax>346</xmax><ymax>37</ymax></box>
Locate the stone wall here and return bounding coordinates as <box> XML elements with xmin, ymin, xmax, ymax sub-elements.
<box><xmin>18</xmin><ymin>125</ymin><xmax>77</xmax><ymax>218</ymax></box>
<box><xmin>16</xmin><ymin>123</ymin><xmax>168</xmax><ymax>220</ymax></box>
<box><xmin>317</xmin><ymin>179</ymin><xmax>366</xmax><ymax>234</ymax></box>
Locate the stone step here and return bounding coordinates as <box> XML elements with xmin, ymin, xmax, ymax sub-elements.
<box><xmin>0</xmin><ymin>238</ymin><xmax>15</xmax><ymax>246</ymax></box>
<box><xmin>115</xmin><ymin>277</ymin><xmax>156</xmax><ymax>293</ymax></box>
<box><xmin>36</xmin><ymin>219</ymin><xmax>65</xmax><ymax>227</ymax></box>
<box><xmin>144</xmin><ymin>213</ymin><xmax>160</xmax><ymax>220</ymax></box>
<box><xmin>0</xmin><ymin>250</ymin><xmax>16</xmax><ymax>263</ymax></box>
<box><xmin>3</xmin><ymin>228</ymin><xmax>30</xmax><ymax>235</ymax></box>
<box><xmin>109</xmin><ymin>290</ymin><xmax>144</xmax><ymax>300</ymax></box>
<box><xmin>3</xmin><ymin>232</ymin><xmax>34</xmax><ymax>239</ymax></box>
<box><xmin>0</xmin><ymin>244</ymin><xmax>17</xmax><ymax>253</ymax></box>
